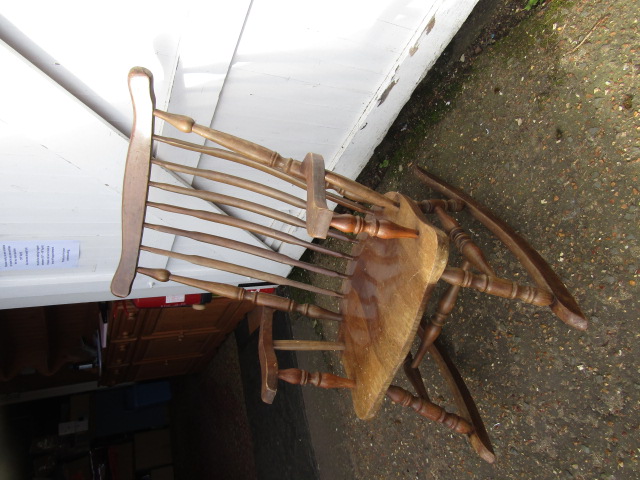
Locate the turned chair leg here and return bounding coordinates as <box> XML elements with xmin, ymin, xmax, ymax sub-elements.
<box><xmin>402</xmin><ymin>350</ymin><xmax>495</xmax><ymax>463</ymax></box>
<box><xmin>412</xmin><ymin>260</ymin><xmax>471</xmax><ymax>369</ymax></box>
<box><xmin>440</xmin><ymin>266</ymin><xmax>555</xmax><ymax>306</ymax></box>
<box><xmin>418</xmin><ymin>198</ymin><xmax>465</xmax><ymax>214</ymax></box>
<box><xmin>434</xmin><ymin>206</ymin><xmax>494</xmax><ymax>276</ymax></box>
<box><xmin>386</xmin><ymin>385</ymin><xmax>473</xmax><ymax>435</ymax></box>
<box><xmin>257</xmin><ymin>306</ymin><xmax>355</xmax><ymax>404</ymax></box>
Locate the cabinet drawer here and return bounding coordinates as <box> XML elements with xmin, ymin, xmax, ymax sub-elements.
<box><xmin>103</xmin><ymin>299</ymin><xmax>253</xmax><ymax>386</ymax></box>
<box><xmin>138</xmin><ymin>299</ymin><xmax>253</xmax><ymax>335</ymax></box>
<box><xmin>130</xmin><ymin>356</ymin><xmax>199</xmax><ymax>382</ymax></box>
<box><xmin>109</xmin><ymin>302</ymin><xmax>143</xmax><ymax>340</ymax></box>
<box><xmin>102</xmin><ymin>365</ymin><xmax>130</xmax><ymax>386</ymax></box>
<box><xmin>106</xmin><ymin>340</ymin><xmax>135</xmax><ymax>366</ymax></box>
<box><xmin>135</xmin><ymin>332</ymin><xmax>222</xmax><ymax>362</ymax></box>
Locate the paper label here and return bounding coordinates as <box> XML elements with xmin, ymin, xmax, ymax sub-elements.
<box><xmin>1</xmin><ymin>240</ymin><xmax>80</xmax><ymax>271</ymax></box>
<box><xmin>165</xmin><ymin>295</ymin><xmax>186</xmax><ymax>303</ymax></box>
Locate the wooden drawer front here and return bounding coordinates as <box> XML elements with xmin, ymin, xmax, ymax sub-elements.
<box><xmin>102</xmin><ymin>365</ymin><xmax>130</xmax><ymax>386</ymax></box>
<box><xmin>135</xmin><ymin>332</ymin><xmax>221</xmax><ymax>362</ymax></box>
<box><xmin>214</xmin><ymin>299</ymin><xmax>255</xmax><ymax>333</ymax></box>
<box><xmin>139</xmin><ymin>299</ymin><xmax>252</xmax><ymax>335</ymax></box>
<box><xmin>103</xmin><ymin>300</ymin><xmax>253</xmax><ymax>385</ymax></box>
<box><xmin>106</xmin><ymin>340</ymin><xmax>135</xmax><ymax>367</ymax></box>
<box><xmin>139</xmin><ymin>305</ymin><xmax>214</xmax><ymax>335</ymax></box>
<box><xmin>131</xmin><ymin>357</ymin><xmax>199</xmax><ymax>382</ymax></box>
<box><xmin>110</xmin><ymin>302</ymin><xmax>144</xmax><ymax>340</ymax></box>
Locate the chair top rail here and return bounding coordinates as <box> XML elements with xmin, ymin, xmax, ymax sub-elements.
<box><xmin>111</xmin><ymin>67</ymin><xmax>156</xmax><ymax>298</ymax></box>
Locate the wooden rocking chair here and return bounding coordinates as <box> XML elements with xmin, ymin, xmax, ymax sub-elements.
<box><xmin>111</xmin><ymin>67</ymin><xmax>587</xmax><ymax>464</ymax></box>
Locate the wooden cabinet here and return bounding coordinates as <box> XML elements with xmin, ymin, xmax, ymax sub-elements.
<box><xmin>102</xmin><ymin>298</ymin><xmax>253</xmax><ymax>385</ymax></box>
<box><xmin>0</xmin><ymin>303</ymin><xmax>100</xmax><ymax>393</ymax></box>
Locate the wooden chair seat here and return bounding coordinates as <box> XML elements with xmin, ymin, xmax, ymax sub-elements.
<box><xmin>111</xmin><ymin>67</ymin><xmax>587</xmax><ymax>465</ymax></box>
<box><xmin>341</xmin><ymin>193</ymin><xmax>447</xmax><ymax>420</ymax></box>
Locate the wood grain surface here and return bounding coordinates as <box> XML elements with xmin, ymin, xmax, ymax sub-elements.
<box><xmin>340</xmin><ymin>193</ymin><xmax>448</xmax><ymax>419</ymax></box>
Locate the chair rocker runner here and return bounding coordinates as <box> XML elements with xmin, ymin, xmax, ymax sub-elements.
<box><xmin>111</xmin><ymin>67</ymin><xmax>587</xmax><ymax>464</ymax></box>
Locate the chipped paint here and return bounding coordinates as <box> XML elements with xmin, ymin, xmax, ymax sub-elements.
<box><xmin>409</xmin><ymin>15</ymin><xmax>436</xmax><ymax>56</ymax></box>
<box><xmin>426</xmin><ymin>15</ymin><xmax>436</xmax><ymax>34</ymax></box>
<box><xmin>378</xmin><ymin>80</ymin><xmax>398</xmax><ymax>105</ymax></box>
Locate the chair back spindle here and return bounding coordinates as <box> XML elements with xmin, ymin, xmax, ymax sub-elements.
<box><xmin>112</xmin><ymin>67</ymin><xmax>371</xmax><ymax>328</ymax></box>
